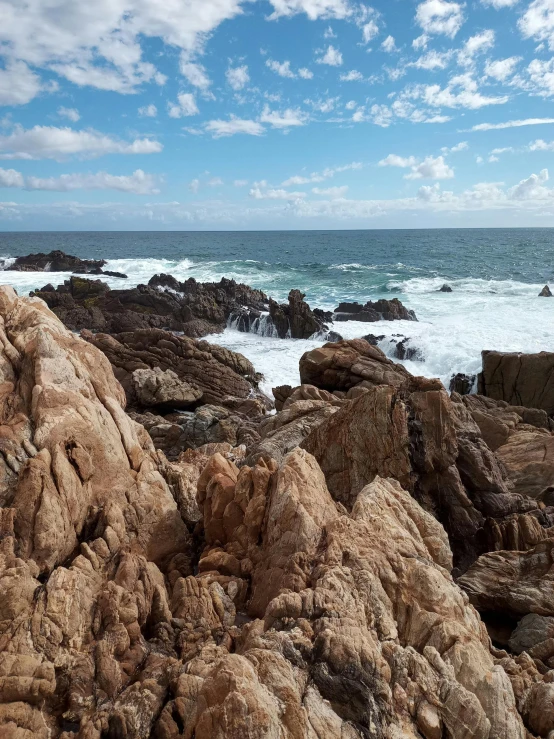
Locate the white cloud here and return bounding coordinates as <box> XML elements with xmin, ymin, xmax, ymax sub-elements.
<box><xmin>207</xmin><ymin>177</ymin><xmax>224</xmax><ymax>186</ymax></box>
<box><xmin>0</xmin><ymin>61</ymin><xmax>43</xmax><ymax>105</ymax></box>
<box><xmin>179</xmin><ymin>61</ymin><xmax>212</xmax><ymax>91</ymax></box>
<box><xmin>226</xmin><ymin>64</ymin><xmax>249</xmax><ymax>90</ymax></box>
<box><xmin>205</xmin><ymin>117</ymin><xmax>265</xmax><ymax>138</ymax></box>
<box><xmin>266</xmin><ymin>59</ymin><xmax>296</xmax><ymax>78</ymax></box>
<box><xmin>250</xmin><ymin>185</ymin><xmax>306</xmax><ymax>199</ymax></box>
<box><xmin>379</xmin><ymin>153</ymin><xmax>454</xmax><ymax>179</ymax></box>
<box><xmin>259</xmin><ymin>105</ymin><xmax>308</xmax><ymax>128</ymax></box>
<box><xmin>168</xmin><ymin>93</ymin><xmax>199</xmax><ymax>118</ymax></box>
<box><xmin>58</xmin><ymin>106</ymin><xmax>80</xmax><ymax>122</ymax></box>
<box><xmin>411</xmin><ymin>50</ymin><xmax>453</xmax><ymax>70</ymax></box>
<box><xmin>0</xmin><ymin>167</ymin><xmax>25</xmax><ymax>187</ymax></box>
<box><xmin>267</xmin><ymin>0</ymin><xmax>352</xmax><ymax>20</ymax></box>
<box><xmin>457</xmin><ymin>30</ymin><xmax>495</xmax><ymax>66</ymax></box>
<box><xmin>312</xmin><ymin>185</ymin><xmax>348</xmax><ymax>197</ymax></box>
<box><xmin>415</xmin><ymin>0</ymin><xmax>465</xmax><ymax>38</ymax></box>
<box><xmin>509</xmin><ymin>168</ymin><xmax>549</xmax><ymax>199</ymax></box>
<box><xmin>345</xmin><ymin>100</ymin><xmax>357</xmax><ymax>109</ymax></box>
<box><xmin>282</xmin><ymin>161</ymin><xmax>361</xmax><ymax>186</ymax></box>
<box><xmin>340</xmin><ymin>70</ymin><xmax>364</xmax><ymax>81</ymax></box>
<box><xmin>0</xmin><ymin>124</ymin><xmax>162</xmax><ymax>160</ymax></box>
<box><xmin>189</xmin><ymin>178</ymin><xmax>200</xmax><ymax>193</ymax></box>
<box><xmin>381</xmin><ymin>35</ymin><xmax>398</xmax><ymax>52</ymax></box>
<box><xmin>518</xmin><ymin>0</ymin><xmax>554</xmax><ymax>50</ymax></box>
<box><xmin>25</xmin><ymin>169</ymin><xmax>159</xmax><ymax>194</ymax></box>
<box><xmin>362</xmin><ymin>20</ymin><xmax>379</xmax><ymax>43</ymax></box>
<box><xmin>470</xmin><ymin>118</ymin><xmax>554</xmax><ymax>131</ymax></box>
<box><xmin>441</xmin><ymin>141</ymin><xmax>468</xmax><ymax>153</ymax></box>
<box><xmin>138</xmin><ymin>104</ymin><xmax>157</xmax><ymax>118</ymax></box>
<box><xmin>0</xmin><ymin>166</ymin><xmax>158</xmax><ymax>193</ymax></box>
<box><xmin>298</xmin><ymin>67</ymin><xmax>313</xmax><ymax>79</ymax></box>
<box><xmin>481</xmin><ymin>0</ymin><xmax>518</xmax><ymax>7</ymax></box>
<box><xmin>488</xmin><ymin>155</ymin><xmax>499</xmax><ymax>162</ymax></box>
<box><xmin>404</xmin><ymin>73</ymin><xmax>508</xmax><ymax>109</ymax></box>
<box><xmin>484</xmin><ymin>57</ymin><xmax>520</xmax><ymax>81</ymax></box>
<box><xmin>324</xmin><ymin>25</ymin><xmax>337</xmax><ymax>38</ymax></box>
<box><xmin>316</xmin><ymin>45</ymin><xmax>343</xmax><ymax>66</ymax></box>
<box><xmin>305</xmin><ymin>96</ymin><xmax>338</xmax><ymax>113</ymax></box>
<box><xmin>234</xmin><ymin>179</ymin><xmax>248</xmax><ymax>186</ymax></box>
<box><xmin>413</xmin><ymin>34</ymin><xmax>429</xmax><ymax>49</ymax></box>
<box><xmin>529</xmin><ymin>138</ymin><xmax>554</xmax><ymax>150</ymax></box>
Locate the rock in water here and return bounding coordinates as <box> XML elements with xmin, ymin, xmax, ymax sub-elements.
<box><xmin>440</xmin><ymin>283</ymin><xmax>453</xmax><ymax>292</ymax></box>
<box><xmin>6</xmin><ymin>249</ymin><xmax>106</xmax><ymax>273</ymax></box>
<box><xmin>479</xmin><ymin>349</ymin><xmax>554</xmax><ymax>414</ymax></box>
<box><xmin>539</xmin><ymin>284</ymin><xmax>552</xmax><ymax>296</ymax></box>
<box><xmin>450</xmin><ymin>372</ymin><xmax>476</xmax><ymax>395</ymax></box>
<box><xmin>269</xmin><ymin>289</ymin><xmax>327</xmax><ymax>339</ymax></box>
<box><xmin>334</xmin><ymin>297</ymin><xmax>417</xmax><ymax>322</ymax></box>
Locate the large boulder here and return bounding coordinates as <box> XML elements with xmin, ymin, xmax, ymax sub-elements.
<box><xmin>299</xmin><ymin>338</ymin><xmax>412</xmax><ymax>392</ymax></box>
<box><xmin>479</xmin><ymin>350</ymin><xmax>554</xmax><ymax>415</ymax></box>
<box><xmin>131</xmin><ymin>367</ymin><xmax>203</xmax><ymax>410</ymax></box>
<box><xmin>268</xmin><ymin>289</ymin><xmax>327</xmax><ymax>339</ymax></box>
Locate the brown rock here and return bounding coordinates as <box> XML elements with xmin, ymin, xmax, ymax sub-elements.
<box><xmin>539</xmin><ymin>285</ymin><xmax>552</xmax><ymax>297</ymax></box>
<box><xmin>479</xmin><ymin>350</ymin><xmax>554</xmax><ymax>414</ymax></box>
<box><xmin>131</xmin><ymin>367</ymin><xmax>203</xmax><ymax>409</ymax></box>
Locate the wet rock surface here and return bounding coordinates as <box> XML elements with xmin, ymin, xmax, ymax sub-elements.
<box><xmin>6</xmin><ymin>249</ymin><xmax>128</xmax><ymax>278</ymax></box>
<box><xmin>334</xmin><ymin>297</ymin><xmax>417</xmax><ymax>322</ymax></box>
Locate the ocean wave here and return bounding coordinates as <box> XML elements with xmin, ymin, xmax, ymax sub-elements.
<box><xmin>388</xmin><ymin>276</ymin><xmax>545</xmax><ymax>295</ymax></box>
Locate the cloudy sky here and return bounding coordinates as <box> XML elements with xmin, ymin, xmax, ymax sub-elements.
<box><xmin>2</xmin><ymin>0</ymin><xmax>554</xmax><ymax>229</ymax></box>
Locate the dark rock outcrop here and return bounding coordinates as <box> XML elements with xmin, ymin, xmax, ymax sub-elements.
<box><xmin>450</xmin><ymin>372</ymin><xmax>476</xmax><ymax>395</ymax></box>
<box><xmin>268</xmin><ymin>289</ymin><xmax>327</xmax><ymax>339</ymax></box>
<box><xmin>334</xmin><ymin>297</ymin><xmax>417</xmax><ymax>322</ymax></box>
<box><xmin>440</xmin><ymin>283</ymin><xmax>453</xmax><ymax>292</ymax></box>
<box><xmin>6</xmin><ymin>249</ymin><xmax>128</xmax><ymax>278</ymax></box>
<box><xmin>479</xmin><ymin>350</ymin><xmax>554</xmax><ymax>415</ymax></box>
<box><xmin>539</xmin><ymin>285</ymin><xmax>552</xmax><ymax>297</ymax></box>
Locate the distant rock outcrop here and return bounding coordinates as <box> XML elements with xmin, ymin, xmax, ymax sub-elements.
<box><xmin>334</xmin><ymin>297</ymin><xmax>417</xmax><ymax>322</ymax></box>
<box><xmin>6</xmin><ymin>249</ymin><xmax>128</xmax><ymax>277</ymax></box>
<box><xmin>539</xmin><ymin>284</ymin><xmax>552</xmax><ymax>297</ymax></box>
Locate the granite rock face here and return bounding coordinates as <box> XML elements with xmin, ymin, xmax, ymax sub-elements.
<box><xmin>0</xmin><ymin>287</ymin><xmax>553</xmax><ymax>738</ymax></box>
<box><xmin>479</xmin><ymin>350</ymin><xmax>554</xmax><ymax>415</ymax></box>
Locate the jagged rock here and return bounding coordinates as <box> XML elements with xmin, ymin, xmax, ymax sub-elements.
<box><xmin>131</xmin><ymin>367</ymin><xmax>203</xmax><ymax>410</ymax></box>
<box><xmin>82</xmin><ymin>328</ymin><xmax>267</xmax><ymax>414</ymax></box>
<box><xmin>459</xmin><ymin>539</ymin><xmax>554</xmax><ymax>617</ymax></box>
<box><xmin>539</xmin><ymin>285</ymin><xmax>552</xmax><ymax>297</ymax></box>
<box><xmin>268</xmin><ymin>289</ymin><xmax>327</xmax><ymax>339</ymax></box>
<box><xmin>7</xmin><ymin>249</ymin><xmax>106</xmax><ymax>273</ymax></box>
<box><xmin>299</xmin><ymin>338</ymin><xmax>411</xmax><ymax>393</ymax></box>
<box><xmin>302</xmin><ymin>377</ymin><xmax>538</xmax><ymax>571</ymax></box>
<box><xmin>334</xmin><ymin>298</ymin><xmax>417</xmax><ymax>322</ymax></box>
<box><xmin>495</xmin><ymin>427</ymin><xmax>554</xmax><ymax>498</ymax></box>
<box><xmin>450</xmin><ymin>372</ymin><xmax>475</xmax><ymax>395</ymax></box>
<box><xmin>393</xmin><ymin>337</ymin><xmax>423</xmax><ymax>361</ymax></box>
<box><xmin>509</xmin><ymin>613</ymin><xmax>554</xmax><ymax>655</ymax></box>
<box><xmin>440</xmin><ymin>284</ymin><xmax>453</xmax><ymax>292</ymax></box>
<box><xmin>479</xmin><ymin>350</ymin><xmax>554</xmax><ymax>414</ymax></box>
<box><xmin>361</xmin><ymin>333</ymin><xmax>385</xmax><ymax>345</ymax></box>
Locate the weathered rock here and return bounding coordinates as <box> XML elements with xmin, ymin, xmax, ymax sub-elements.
<box><xmin>539</xmin><ymin>285</ymin><xmax>552</xmax><ymax>297</ymax></box>
<box><xmin>82</xmin><ymin>328</ymin><xmax>267</xmax><ymax>414</ymax></box>
<box><xmin>440</xmin><ymin>284</ymin><xmax>453</xmax><ymax>292</ymax></box>
<box><xmin>268</xmin><ymin>289</ymin><xmax>327</xmax><ymax>339</ymax></box>
<box><xmin>299</xmin><ymin>338</ymin><xmax>411</xmax><ymax>393</ymax></box>
<box><xmin>131</xmin><ymin>367</ymin><xmax>203</xmax><ymax>409</ymax></box>
<box><xmin>479</xmin><ymin>350</ymin><xmax>554</xmax><ymax>414</ymax></box>
<box><xmin>334</xmin><ymin>298</ymin><xmax>417</xmax><ymax>322</ymax></box>
<box><xmin>450</xmin><ymin>372</ymin><xmax>475</xmax><ymax>395</ymax></box>
<box><xmin>393</xmin><ymin>337</ymin><xmax>423</xmax><ymax>361</ymax></box>
<box><xmin>509</xmin><ymin>613</ymin><xmax>554</xmax><ymax>655</ymax></box>
<box><xmin>7</xmin><ymin>249</ymin><xmax>106</xmax><ymax>273</ymax></box>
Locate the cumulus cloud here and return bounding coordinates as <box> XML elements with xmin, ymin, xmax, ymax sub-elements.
<box><xmin>168</xmin><ymin>93</ymin><xmax>199</xmax><ymax>118</ymax></box>
<box><xmin>58</xmin><ymin>106</ymin><xmax>80</xmax><ymax>122</ymax></box>
<box><xmin>415</xmin><ymin>0</ymin><xmax>464</xmax><ymax>38</ymax></box>
<box><xmin>0</xmin><ymin>61</ymin><xmax>44</xmax><ymax>105</ymax></box>
<box><xmin>298</xmin><ymin>67</ymin><xmax>313</xmax><ymax>78</ymax></box>
<box><xmin>188</xmin><ymin>178</ymin><xmax>200</xmax><ymax>193</ymax></box>
<box><xmin>484</xmin><ymin>57</ymin><xmax>520</xmax><ymax>81</ymax></box>
<box><xmin>234</xmin><ymin>179</ymin><xmax>248</xmax><ymax>186</ymax></box>
<box><xmin>340</xmin><ymin>70</ymin><xmax>364</xmax><ymax>81</ymax></box>
<box><xmin>138</xmin><ymin>104</ymin><xmax>157</xmax><ymax>117</ymax></box>
<box><xmin>316</xmin><ymin>45</ymin><xmax>343</xmax><ymax>66</ymax></box>
<box><xmin>441</xmin><ymin>141</ymin><xmax>468</xmax><ymax>153</ymax></box>
<box><xmin>249</xmin><ymin>182</ymin><xmax>306</xmax><ymax>199</ymax></box>
<box><xmin>509</xmin><ymin>168</ymin><xmax>550</xmax><ymax>199</ymax></box>
<box><xmin>381</xmin><ymin>35</ymin><xmax>398</xmax><ymax>52</ymax></box>
<box><xmin>518</xmin><ymin>0</ymin><xmax>554</xmax><ymax>50</ymax></box>
<box><xmin>226</xmin><ymin>64</ymin><xmax>250</xmax><ymax>90</ymax></box>
<box><xmin>362</xmin><ymin>19</ymin><xmax>379</xmax><ymax>43</ymax></box>
<box><xmin>259</xmin><ymin>105</ymin><xmax>308</xmax><ymax>128</ymax></box>
<box><xmin>266</xmin><ymin>59</ymin><xmax>296</xmax><ymax>78</ymax></box>
<box><xmin>266</xmin><ymin>0</ymin><xmax>352</xmax><ymax>21</ymax></box>
<box><xmin>403</xmin><ymin>73</ymin><xmax>508</xmax><ymax>110</ymax></box>
<box><xmin>281</xmin><ymin>161</ymin><xmax>361</xmax><ymax>186</ymax></box>
<box><xmin>0</xmin><ymin>167</ymin><xmax>159</xmax><ymax>193</ymax></box>
<box><xmin>410</xmin><ymin>50</ymin><xmax>453</xmax><ymax>70</ymax></box>
<box><xmin>179</xmin><ymin>61</ymin><xmax>212</xmax><ymax>91</ymax></box>
<box><xmin>205</xmin><ymin>116</ymin><xmax>265</xmax><ymax>138</ymax></box>
<box><xmin>457</xmin><ymin>30</ymin><xmax>495</xmax><ymax>66</ymax></box>
<box><xmin>481</xmin><ymin>0</ymin><xmax>518</xmax><ymax>7</ymax></box>
<box><xmin>379</xmin><ymin>153</ymin><xmax>454</xmax><ymax>179</ymax></box>
<box><xmin>0</xmin><ymin>125</ymin><xmax>162</xmax><ymax>160</ymax></box>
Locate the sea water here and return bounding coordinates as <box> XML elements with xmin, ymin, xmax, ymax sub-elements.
<box><xmin>1</xmin><ymin>229</ymin><xmax>553</xmax><ymax>395</ymax></box>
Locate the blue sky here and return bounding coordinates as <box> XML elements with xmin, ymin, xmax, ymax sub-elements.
<box><xmin>3</xmin><ymin>0</ymin><xmax>554</xmax><ymax>229</ymax></box>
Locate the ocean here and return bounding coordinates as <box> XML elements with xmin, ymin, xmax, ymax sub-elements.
<box><xmin>1</xmin><ymin>228</ymin><xmax>553</xmax><ymax>396</ymax></box>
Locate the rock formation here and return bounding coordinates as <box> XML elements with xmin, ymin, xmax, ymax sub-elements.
<box><xmin>0</xmin><ymin>286</ymin><xmax>553</xmax><ymax>738</ymax></box>
<box><xmin>539</xmin><ymin>285</ymin><xmax>552</xmax><ymax>297</ymax></box>
<box><xmin>440</xmin><ymin>284</ymin><xmax>453</xmax><ymax>292</ymax></box>
<box><xmin>479</xmin><ymin>350</ymin><xmax>554</xmax><ymax>415</ymax></box>
<box><xmin>6</xmin><ymin>249</ymin><xmax>127</xmax><ymax>277</ymax></box>
<box><xmin>334</xmin><ymin>297</ymin><xmax>417</xmax><ymax>322</ymax></box>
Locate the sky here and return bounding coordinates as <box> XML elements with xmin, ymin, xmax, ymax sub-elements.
<box><xmin>3</xmin><ymin>0</ymin><xmax>554</xmax><ymax>229</ymax></box>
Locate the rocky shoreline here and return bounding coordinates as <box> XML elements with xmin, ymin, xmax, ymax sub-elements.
<box><xmin>1</xmin><ymin>251</ymin><xmax>554</xmax><ymax>737</ymax></box>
